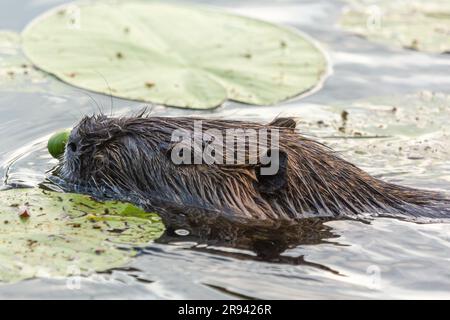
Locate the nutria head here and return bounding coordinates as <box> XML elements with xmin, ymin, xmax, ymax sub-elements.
<box><xmin>58</xmin><ymin>113</ymin><xmax>450</xmax><ymax>222</ymax></box>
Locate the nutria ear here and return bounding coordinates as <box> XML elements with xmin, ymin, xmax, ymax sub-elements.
<box><xmin>255</xmin><ymin>149</ymin><xmax>288</xmax><ymax>194</ymax></box>
<box><xmin>268</xmin><ymin>117</ymin><xmax>297</xmax><ymax>129</ymax></box>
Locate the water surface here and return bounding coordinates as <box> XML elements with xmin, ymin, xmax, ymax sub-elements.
<box><xmin>0</xmin><ymin>0</ymin><xmax>449</xmax><ymax>299</ymax></box>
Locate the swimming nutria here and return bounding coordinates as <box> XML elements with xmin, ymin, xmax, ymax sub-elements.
<box><xmin>57</xmin><ymin>113</ymin><xmax>450</xmax><ymax>222</ymax></box>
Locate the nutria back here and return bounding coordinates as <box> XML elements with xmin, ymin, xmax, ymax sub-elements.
<box><xmin>58</xmin><ymin>114</ymin><xmax>450</xmax><ymax>222</ymax></box>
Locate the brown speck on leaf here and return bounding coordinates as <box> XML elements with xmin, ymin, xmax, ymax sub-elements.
<box><xmin>124</xmin><ymin>27</ymin><xmax>130</xmax><ymax>33</ymax></box>
<box><xmin>338</xmin><ymin>126</ymin><xmax>346</xmax><ymax>133</ymax></box>
<box><xmin>95</xmin><ymin>249</ymin><xmax>106</xmax><ymax>255</ymax></box>
<box><xmin>10</xmin><ymin>203</ymin><xmax>19</xmax><ymax>208</ymax></box>
<box><xmin>104</xmin><ymin>208</ymin><xmax>109</xmax><ymax>214</ymax></box>
<box><xmin>243</xmin><ymin>53</ymin><xmax>252</xmax><ymax>59</ymax></box>
<box><xmin>93</xmin><ymin>224</ymin><xmax>101</xmax><ymax>229</ymax></box>
<box><xmin>391</xmin><ymin>107</ymin><xmax>397</xmax><ymax>113</ymax></box>
<box><xmin>21</xmin><ymin>64</ymin><xmax>28</xmax><ymax>68</ymax></box>
<box><xmin>27</xmin><ymin>239</ymin><xmax>38</xmax><ymax>247</ymax></box>
<box><xmin>341</xmin><ymin>110</ymin><xmax>349</xmax><ymax>122</ymax></box>
<box><xmin>403</xmin><ymin>39</ymin><xmax>419</xmax><ymax>51</ymax></box>
<box><xmin>145</xmin><ymin>81</ymin><xmax>155</xmax><ymax>88</ymax></box>
<box><xmin>66</xmin><ymin>72</ymin><xmax>77</xmax><ymax>78</ymax></box>
<box><xmin>57</xmin><ymin>9</ymin><xmax>66</xmax><ymax>16</ymax></box>
<box><xmin>19</xmin><ymin>208</ymin><xmax>30</xmax><ymax>220</ymax></box>
<box><xmin>408</xmin><ymin>155</ymin><xmax>424</xmax><ymax>160</ymax></box>
<box><xmin>7</xmin><ymin>71</ymin><xmax>14</xmax><ymax>77</ymax></box>
<box><xmin>4</xmin><ymin>221</ymin><xmax>9</xmax><ymax>224</ymax></box>
<box><xmin>108</xmin><ymin>228</ymin><xmax>126</xmax><ymax>234</ymax></box>
<box><xmin>116</xmin><ymin>52</ymin><xmax>124</xmax><ymax>59</ymax></box>
<box><xmin>280</xmin><ymin>40</ymin><xmax>287</xmax><ymax>48</ymax></box>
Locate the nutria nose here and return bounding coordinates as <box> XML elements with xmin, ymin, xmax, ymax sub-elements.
<box><xmin>67</xmin><ymin>142</ymin><xmax>77</xmax><ymax>152</ymax></box>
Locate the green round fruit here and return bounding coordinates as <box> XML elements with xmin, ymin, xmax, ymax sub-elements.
<box><xmin>47</xmin><ymin>129</ymin><xmax>71</xmax><ymax>159</ymax></box>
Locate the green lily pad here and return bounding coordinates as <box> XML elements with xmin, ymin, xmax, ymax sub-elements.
<box><xmin>341</xmin><ymin>0</ymin><xmax>450</xmax><ymax>54</ymax></box>
<box><xmin>0</xmin><ymin>188</ymin><xmax>164</xmax><ymax>283</ymax></box>
<box><xmin>0</xmin><ymin>30</ymin><xmax>47</xmax><ymax>88</ymax></box>
<box><xmin>22</xmin><ymin>1</ymin><xmax>328</xmax><ymax>109</ymax></box>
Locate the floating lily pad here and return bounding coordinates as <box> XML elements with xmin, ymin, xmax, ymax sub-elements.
<box><xmin>0</xmin><ymin>30</ymin><xmax>47</xmax><ymax>88</ymax></box>
<box><xmin>341</xmin><ymin>0</ymin><xmax>450</xmax><ymax>53</ymax></box>
<box><xmin>0</xmin><ymin>30</ymin><xmax>21</xmax><ymax>54</ymax></box>
<box><xmin>22</xmin><ymin>1</ymin><xmax>328</xmax><ymax>109</ymax></box>
<box><xmin>0</xmin><ymin>188</ymin><xmax>164</xmax><ymax>283</ymax></box>
<box><xmin>298</xmin><ymin>91</ymin><xmax>450</xmax><ymax>190</ymax></box>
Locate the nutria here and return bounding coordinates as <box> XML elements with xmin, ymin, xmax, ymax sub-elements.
<box><xmin>56</xmin><ymin>113</ymin><xmax>450</xmax><ymax>223</ymax></box>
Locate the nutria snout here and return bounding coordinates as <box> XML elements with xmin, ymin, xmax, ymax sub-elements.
<box><xmin>58</xmin><ymin>113</ymin><xmax>450</xmax><ymax>222</ymax></box>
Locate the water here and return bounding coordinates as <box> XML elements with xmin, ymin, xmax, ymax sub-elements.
<box><xmin>0</xmin><ymin>0</ymin><xmax>449</xmax><ymax>299</ymax></box>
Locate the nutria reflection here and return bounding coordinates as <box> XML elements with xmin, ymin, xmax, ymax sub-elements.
<box><xmin>154</xmin><ymin>212</ymin><xmax>341</xmax><ymax>273</ymax></box>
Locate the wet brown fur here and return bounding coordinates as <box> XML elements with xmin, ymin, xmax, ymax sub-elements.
<box><xmin>59</xmin><ymin>114</ymin><xmax>450</xmax><ymax>222</ymax></box>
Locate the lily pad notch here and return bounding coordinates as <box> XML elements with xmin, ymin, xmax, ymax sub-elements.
<box><xmin>22</xmin><ymin>1</ymin><xmax>329</xmax><ymax>109</ymax></box>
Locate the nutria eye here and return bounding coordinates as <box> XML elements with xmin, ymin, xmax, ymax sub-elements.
<box><xmin>68</xmin><ymin>142</ymin><xmax>77</xmax><ymax>152</ymax></box>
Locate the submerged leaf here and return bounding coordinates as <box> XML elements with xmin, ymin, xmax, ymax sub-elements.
<box><xmin>0</xmin><ymin>188</ymin><xmax>164</xmax><ymax>283</ymax></box>
<box><xmin>22</xmin><ymin>1</ymin><xmax>328</xmax><ymax>109</ymax></box>
<box><xmin>341</xmin><ymin>0</ymin><xmax>450</xmax><ymax>54</ymax></box>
